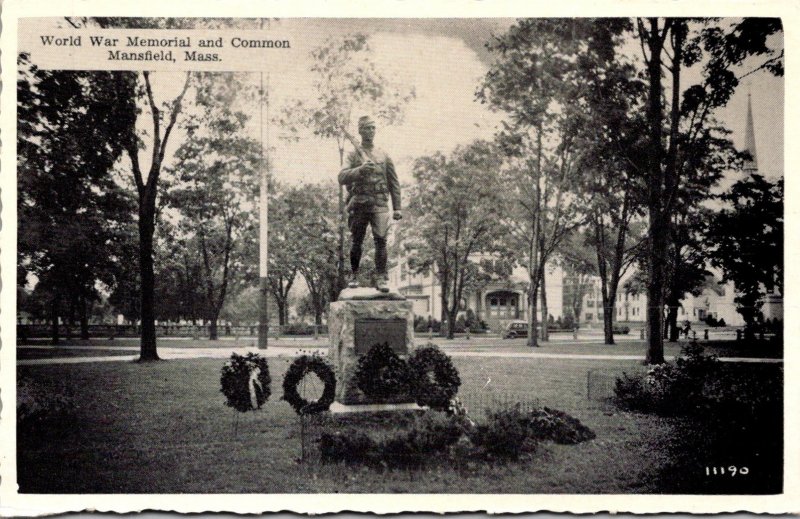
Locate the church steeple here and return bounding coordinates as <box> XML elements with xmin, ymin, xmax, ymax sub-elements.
<box><xmin>743</xmin><ymin>93</ymin><xmax>758</xmax><ymax>173</ymax></box>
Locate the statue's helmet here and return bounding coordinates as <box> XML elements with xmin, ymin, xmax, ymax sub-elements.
<box><xmin>358</xmin><ymin>115</ymin><xmax>376</xmax><ymax>131</ymax></box>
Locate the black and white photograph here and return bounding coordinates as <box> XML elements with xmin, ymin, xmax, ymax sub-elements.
<box><xmin>1</xmin><ymin>4</ymin><xmax>794</xmax><ymax>514</ymax></box>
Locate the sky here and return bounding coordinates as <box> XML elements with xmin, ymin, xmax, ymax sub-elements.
<box><xmin>21</xmin><ymin>18</ymin><xmax>785</xmax><ymax>187</ymax></box>
<box><xmin>258</xmin><ymin>18</ymin><xmax>512</xmax><ymax>186</ymax></box>
<box><xmin>263</xmin><ymin>18</ymin><xmax>784</xmax><ymax>186</ymax></box>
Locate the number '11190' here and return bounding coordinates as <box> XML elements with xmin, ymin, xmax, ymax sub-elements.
<box><xmin>706</xmin><ymin>466</ymin><xmax>749</xmax><ymax>476</ymax></box>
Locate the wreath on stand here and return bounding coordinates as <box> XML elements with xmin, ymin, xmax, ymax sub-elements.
<box><xmin>220</xmin><ymin>352</ymin><xmax>272</xmax><ymax>412</ymax></box>
<box><xmin>354</xmin><ymin>342</ymin><xmax>415</xmax><ymax>402</ymax></box>
<box><xmin>408</xmin><ymin>345</ymin><xmax>461</xmax><ymax>410</ymax></box>
<box><xmin>282</xmin><ymin>354</ymin><xmax>336</xmax><ymax>415</ymax></box>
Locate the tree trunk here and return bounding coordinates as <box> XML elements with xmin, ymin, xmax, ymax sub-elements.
<box><xmin>447</xmin><ymin>305</ymin><xmax>458</xmax><ymax>340</ymax></box>
<box><xmin>528</xmin><ymin>285</ymin><xmax>539</xmax><ymax>347</ymax></box>
<box><xmin>602</xmin><ymin>292</ymin><xmax>614</xmax><ymax>345</ymax></box>
<box><xmin>314</xmin><ymin>296</ymin><xmax>324</xmax><ymax>326</ymax></box>
<box><xmin>540</xmin><ymin>270</ymin><xmax>549</xmax><ymax>342</ymax></box>
<box><xmin>50</xmin><ymin>293</ymin><xmax>60</xmax><ymax>346</ymax></box>
<box><xmin>80</xmin><ymin>294</ymin><xmax>90</xmax><ymax>340</ymax></box>
<box><xmin>743</xmin><ymin>313</ymin><xmax>756</xmax><ymax>341</ymax></box>
<box><xmin>209</xmin><ymin>318</ymin><xmax>218</xmax><ymax>340</ymax></box>
<box><xmin>439</xmin><ymin>272</ymin><xmax>449</xmax><ymax>338</ymax></box>
<box><xmin>138</xmin><ymin>203</ymin><xmax>159</xmax><ymax>360</ymax></box>
<box><xmin>276</xmin><ymin>300</ymin><xmax>286</xmax><ymax>326</ymax></box>
<box><xmin>65</xmin><ymin>297</ymin><xmax>74</xmax><ymax>340</ymax></box>
<box><xmin>666</xmin><ymin>304</ymin><xmax>679</xmax><ymax>342</ymax></box>
<box><xmin>644</xmin><ymin>18</ymin><xmax>666</xmax><ymax>364</ymax></box>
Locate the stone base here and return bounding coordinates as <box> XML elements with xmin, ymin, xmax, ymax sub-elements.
<box><xmin>338</xmin><ymin>287</ymin><xmax>406</xmax><ymax>301</ymax></box>
<box><xmin>328</xmin><ymin>402</ymin><xmax>426</xmax><ymax>414</ymax></box>
<box><xmin>328</xmin><ymin>299</ymin><xmax>415</xmax><ymax>405</ymax></box>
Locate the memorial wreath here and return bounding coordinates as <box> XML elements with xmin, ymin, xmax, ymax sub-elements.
<box><xmin>220</xmin><ymin>352</ymin><xmax>272</xmax><ymax>412</ymax></box>
<box><xmin>282</xmin><ymin>354</ymin><xmax>336</xmax><ymax>415</ymax></box>
<box><xmin>354</xmin><ymin>342</ymin><xmax>415</xmax><ymax>401</ymax></box>
<box><xmin>408</xmin><ymin>345</ymin><xmax>461</xmax><ymax>411</ymax></box>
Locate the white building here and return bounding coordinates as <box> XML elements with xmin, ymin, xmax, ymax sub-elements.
<box><xmin>387</xmin><ymin>93</ymin><xmax>781</xmax><ymax>331</ymax></box>
<box><xmin>388</xmin><ymin>259</ymin><xmax>563</xmax><ymax>332</ymax></box>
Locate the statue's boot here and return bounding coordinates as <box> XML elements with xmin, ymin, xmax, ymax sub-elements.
<box><xmin>376</xmin><ymin>276</ymin><xmax>390</xmax><ymax>293</ymax></box>
<box><xmin>347</xmin><ymin>273</ymin><xmax>360</xmax><ymax>289</ymax></box>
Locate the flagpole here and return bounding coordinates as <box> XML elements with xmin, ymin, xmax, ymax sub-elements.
<box><xmin>258</xmin><ymin>71</ymin><xmax>270</xmax><ymax>349</ymax></box>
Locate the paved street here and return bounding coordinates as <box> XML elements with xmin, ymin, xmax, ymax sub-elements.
<box><xmin>17</xmin><ymin>338</ymin><xmax>782</xmax><ymax>366</ymax></box>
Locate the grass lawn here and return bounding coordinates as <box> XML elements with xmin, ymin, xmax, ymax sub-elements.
<box><xmin>17</xmin><ymin>354</ymin><xmax>781</xmax><ymax>493</ymax></box>
<box><xmin>444</xmin><ymin>337</ymin><xmax>783</xmax><ymax>359</ymax></box>
<box><xmin>17</xmin><ymin>355</ymin><xmax>698</xmax><ymax>494</ymax></box>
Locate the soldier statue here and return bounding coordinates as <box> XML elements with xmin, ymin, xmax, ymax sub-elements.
<box><xmin>338</xmin><ymin>116</ymin><xmax>402</xmax><ymax>293</ymax></box>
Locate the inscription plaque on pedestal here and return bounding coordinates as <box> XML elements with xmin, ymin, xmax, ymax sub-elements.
<box><xmin>328</xmin><ymin>299</ymin><xmax>415</xmax><ymax>405</ymax></box>
<box><xmin>355</xmin><ymin>318</ymin><xmax>407</xmax><ymax>355</ymax></box>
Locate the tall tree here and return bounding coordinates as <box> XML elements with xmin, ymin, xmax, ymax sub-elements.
<box><xmin>277</xmin><ymin>33</ymin><xmax>415</xmax><ymax>299</ymax></box>
<box><xmin>573</xmin><ymin>53</ymin><xmax>649</xmax><ymax>345</ymax></box>
<box><xmin>281</xmin><ymin>184</ymin><xmax>340</xmax><ymax>325</ymax></box>
<box><xmin>253</xmin><ymin>183</ymin><xmax>300</xmax><ymax>326</ymax></box>
<box><xmin>478</xmin><ymin>19</ymin><xmax>624</xmax><ymax>345</ymax></box>
<box><xmin>662</xmin><ymin>124</ymin><xmax>739</xmax><ymax>340</ymax></box>
<box><xmin>405</xmin><ymin>141</ymin><xmax>507</xmax><ymax>339</ymax></box>
<box><xmin>707</xmin><ymin>174</ymin><xmax>783</xmax><ymax>339</ymax></box>
<box><xmin>17</xmin><ymin>55</ymin><xmax>133</xmax><ymax>343</ymax></box>
<box><xmin>166</xmin><ymin>73</ymin><xmax>261</xmax><ymax>340</ymax></box>
<box><xmin>559</xmin><ymin>232</ymin><xmax>599</xmax><ymax>339</ymax></box>
<box><xmin>113</xmin><ymin>70</ymin><xmax>191</xmax><ymax>359</ymax></box>
<box><xmin>634</xmin><ymin>17</ymin><xmax>783</xmax><ymax>363</ymax></box>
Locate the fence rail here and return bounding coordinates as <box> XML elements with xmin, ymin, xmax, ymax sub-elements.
<box><xmin>16</xmin><ymin>323</ymin><xmax>329</xmax><ymax>340</ymax></box>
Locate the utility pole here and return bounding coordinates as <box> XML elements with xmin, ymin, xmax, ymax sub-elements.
<box><xmin>258</xmin><ymin>71</ymin><xmax>270</xmax><ymax>349</ymax></box>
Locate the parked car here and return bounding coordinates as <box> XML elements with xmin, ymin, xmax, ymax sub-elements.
<box><xmin>502</xmin><ymin>320</ymin><xmax>540</xmax><ymax>339</ymax></box>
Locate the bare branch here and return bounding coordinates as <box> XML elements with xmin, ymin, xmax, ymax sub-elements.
<box><xmin>158</xmin><ymin>72</ymin><xmax>192</xmax><ymax>168</ymax></box>
<box><xmin>636</xmin><ymin>19</ymin><xmax>652</xmax><ymax>67</ymax></box>
<box><xmin>142</xmin><ymin>72</ymin><xmax>161</xmax><ymax>186</ymax></box>
<box><xmin>738</xmin><ymin>50</ymin><xmax>784</xmax><ymax>81</ymax></box>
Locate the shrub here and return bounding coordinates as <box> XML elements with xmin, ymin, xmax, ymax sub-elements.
<box><xmin>414</xmin><ymin>318</ymin><xmax>441</xmax><ymax>333</ymax></box>
<box><xmin>614</xmin><ymin>342</ymin><xmax>726</xmax><ymax>416</ymax></box>
<box><xmin>613</xmin><ymin>325</ymin><xmax>630</xmax><ymax>334</ymax></box>
<box><xmin>413</xmin><ymin>411</ymin><xmax>465</xmax><ymax>450</ymax></box>
<box><xmin>562</xmin><ymin>314</ymin><xmax>576</xmax><ymax>330</ymax></box>
<box><xmin>465</xmin><ymin>309</ymin><xmax>477</xmax><ymax>328</ymax></box>
<box><xmin>319</xmin><ymin>430</ymin><xmax>375</xmax><ymax>464</ymax></box>
<box><xmin>469</xmin><ymin>320</ymin><xmax>488</xmax><ymax>333</ymax></box>
<box><xmin>469</xmin><ymin>406</ymin><xmax>537</xmax><ymax>460</ymax></box>
<box><xmin>522</xmin><ymin>407</ymin><xmax>596</xmax><ymax>444</ymax></box>
<box><xmin>317</xmin><ymin>404</ymin><xmax>593</xmax><ymax>468</ymax></box>
<box><xmin>17</xmin><ymin>378</ymin><xmax>77</xmax><ymax>437</ymax></box>
<box><xmin>456</xmin><ymin>314</ymin><xmax>467</xmax><ymax>330</ymax></box>
<box><xmin>613</xmin><ymin>372</ymin><xmax>650</xmax><ymax>411</ymax></box>
<box><xmin>318</xmin><ymin>412</ymin><xmax>464</xmax><ymax>467</ymax></box>
<box><xmin>282</xmin><ymin>323</ymin><xmax>328</xmax><ymax>336</ymax></box>
<box><xmin>378</xmin><ymin>413</ymin><xmax>465</xmax><ymax>468</ymax></box>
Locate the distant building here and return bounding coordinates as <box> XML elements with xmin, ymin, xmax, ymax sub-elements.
<box><xmin>387</xmin><ymin>93</ymin><xmax>781</xmax><ymax>331</ymax></box>
<box><xmin>389</xmin><ymin>248</ymin><xmax>781</xmax><ymax>331</ymax></box>
<box><xmin>388</xmin><ymin>257</ymin><xmax>562</xmax><ymax>331</ymax></box>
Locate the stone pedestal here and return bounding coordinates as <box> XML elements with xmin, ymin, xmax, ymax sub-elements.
<box><xmin>328</xmin><ymin>299</ymin><xmax>415</xmax><ymax>405</ymax></box>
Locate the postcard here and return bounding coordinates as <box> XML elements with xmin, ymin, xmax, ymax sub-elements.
<box><xmin>1</xmin><ymin>0</ymin><xmax>797</xmax><ymax>515</ymax></box>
